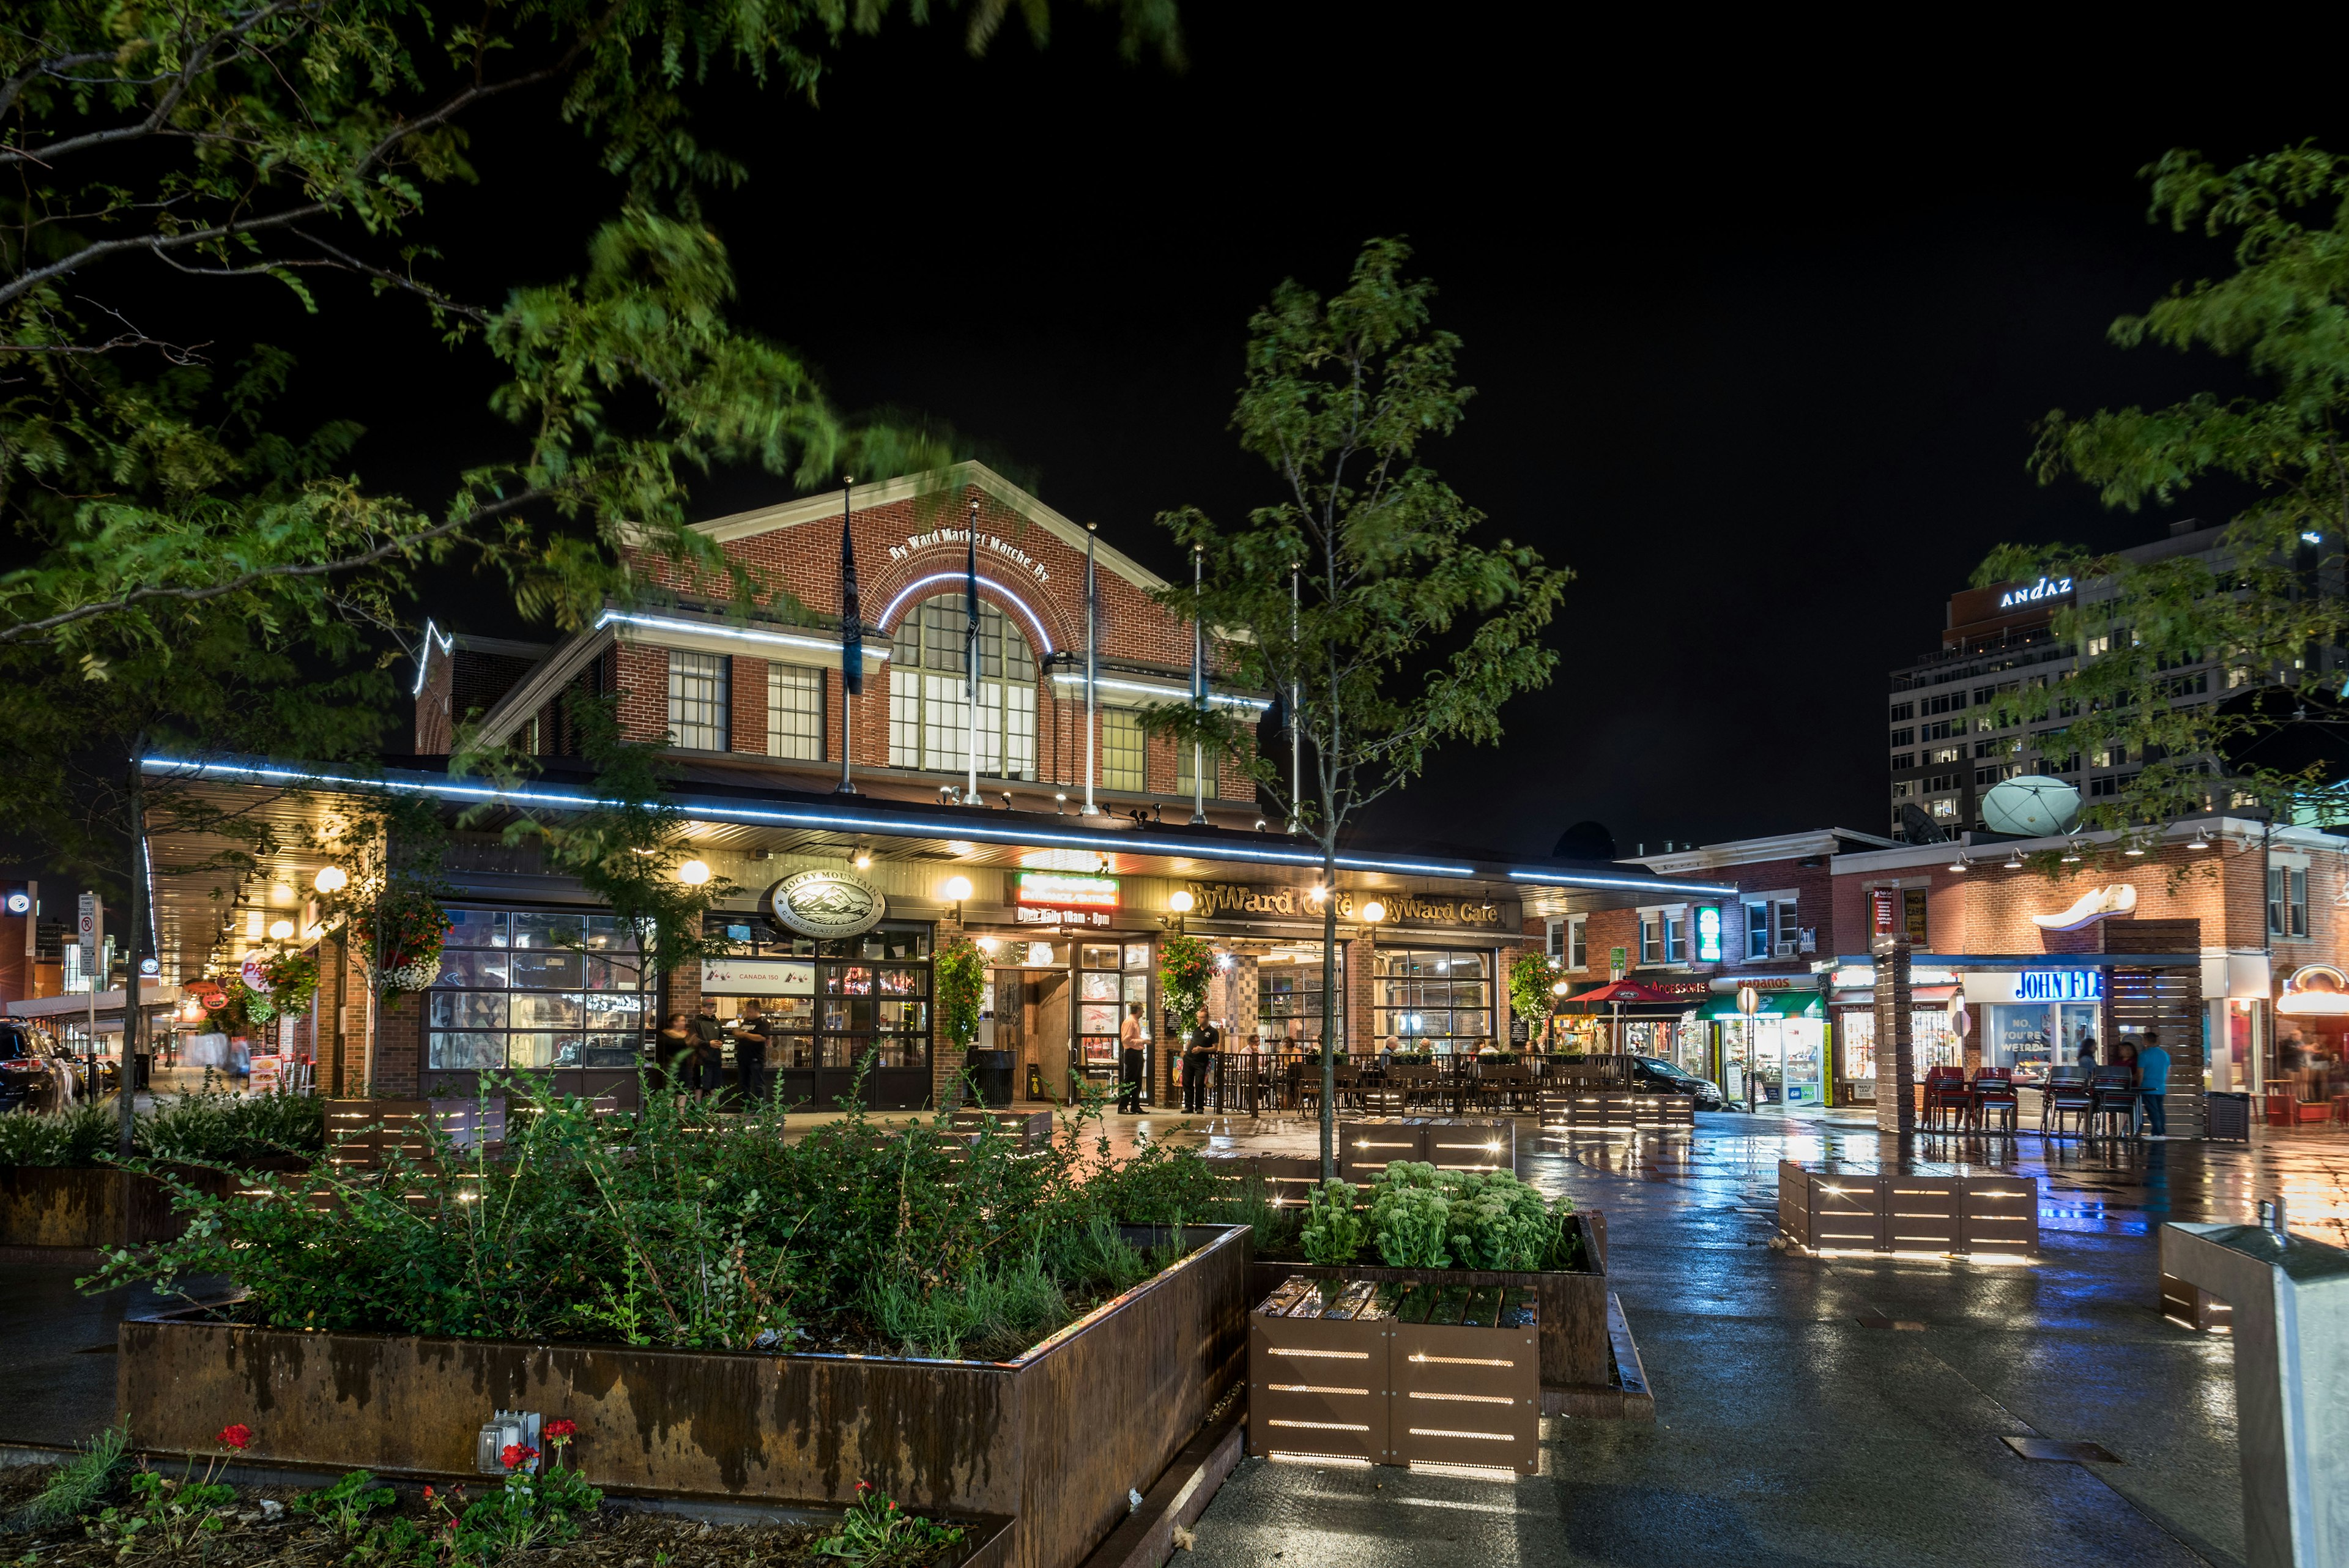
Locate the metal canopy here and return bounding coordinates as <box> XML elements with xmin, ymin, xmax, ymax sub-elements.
<box><xmin>137</xmin><ymin>754</ymin><xmax>1740</xmax><ymax>986</ymax></box>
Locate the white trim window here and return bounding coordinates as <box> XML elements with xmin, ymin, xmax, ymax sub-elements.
<box><xmin>767</xmin><ymin>664</ymin><xmax>823</xmax><ymax>761</ymax></box>
<box><xmin>887</xmin><ymin>595</ymin><xmax>1037</xmax><ymax>779</ymax></box>
<box><xmin>1639</xmin><ymin>914</ymin><xmax>1661</xmax><ymax>965</ymax></box>
<box><xmin>1568</xmin><ymin>916</ymin><xmax>1588</xmax><ymax>972</ymax></box>
<box><xmin>667</xmin><ymin>652</ymin><xmax>729</xmax><ymax>751</ymax></box>
<box><xmin>1744</xmin><ymin>895</ymin><xmax>1800</xmax><ymax>960</ymax></box>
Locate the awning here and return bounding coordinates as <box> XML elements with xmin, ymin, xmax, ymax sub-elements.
<box><xmin>1692</xmin><ymin>991</ymin><xmax>1823</xmax><ymax>1020</ymax></box>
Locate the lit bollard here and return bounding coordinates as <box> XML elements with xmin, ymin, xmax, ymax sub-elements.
<box><xmin>2158</xmin><ymin>1208</ymin><xmax>2349</xmax><ymax>1568</ymax></box>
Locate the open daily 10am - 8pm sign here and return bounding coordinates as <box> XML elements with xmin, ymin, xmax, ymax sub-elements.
<box><xmin>1014</xmin><ymin>872</ymin><xmax>1119</xmax><ymax>929</ymax></box>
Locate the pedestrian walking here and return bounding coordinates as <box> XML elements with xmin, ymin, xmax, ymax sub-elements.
<box><xmin>1117</xmin><ymin>1003</ymin><xmax>1146</xmax><ymax>1113</ymax></box>
<box><xmin>2137</xmin><ymin>1029</ymin><xmax>2172</xmax><ymax>1139</ymax></box>
<box><xmin>733</xmin><ymin>999</ymin><xmax>771</xmax><ymax>1106</ymax></box>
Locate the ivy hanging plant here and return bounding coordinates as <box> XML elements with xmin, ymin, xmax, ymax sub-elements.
<box><xmin>935</xmin><ymin>936</ymin><xmax>986</xmax><ymax>1052</ymax></box>
<box><xmin>1158</xmin><ymin>933</ymin><xmax>1212</xmax><ymax>1045</ymax></box>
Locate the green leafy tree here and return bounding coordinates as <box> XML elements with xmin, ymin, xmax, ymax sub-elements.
<box><xmin>1984</xmin><ymin>145</ymin><xmax>2349</xmax><ymax>853</ymax></box>
<box><xmin>1143</xmin><ymin>239</ymin><xmax>1567</xmax><ymax>1175</ymax></box>
<box><xmin>1507</xmin><ymin>949</ymin><xmax>1559</xmax><ymax>1048</ymax></box>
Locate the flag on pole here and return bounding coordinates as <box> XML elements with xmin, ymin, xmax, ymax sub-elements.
<box><xmin>841</xmin><ymin>483</ymin><xmax>863</xmax><ymax>697</ymax></box>
<box><xmin>964</xmin><ymin>502</ymin><xmax>981</xmax><ymax>699</ymax></box>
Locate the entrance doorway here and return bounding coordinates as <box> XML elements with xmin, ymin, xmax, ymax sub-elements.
<box><xmin>984</xmin><ymin>938</ymin><xmax>1073</xmax><ymax>1102</ymax></box>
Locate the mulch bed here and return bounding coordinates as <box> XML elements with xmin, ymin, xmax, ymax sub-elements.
<box><xmin>0</xmin><ymin>1464</ymin><xmax>973</xmax><ymax>1565</ymax></box>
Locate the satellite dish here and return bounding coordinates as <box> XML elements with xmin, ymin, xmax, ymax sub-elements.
<box><xmin>1981</xmin><ymin>775</ymin><xmax>2082</xmax><ymax>838</ymax></box>
<box><xmin>1898</xmin><ymin>803</ymin><xmax>1948</xmax><ymax>845</ymax></box>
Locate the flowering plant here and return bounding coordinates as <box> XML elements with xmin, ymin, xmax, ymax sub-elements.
<box><xmin>217</xmin><ymin>1423</ymin><xmax>251</xmax><ymax>1451</ymax></box>
<box><xmin>1157</xmin><ymin>934</ymin><xmax>1212</xmax><ymax>1043</ymax></box>
<box><xmin>353</xmin><ymin>885</ymin><xmax>452</xmax><ymax>1000</ymax></box>
<box><xmin>813</xmin><ymin>1481</ymin><xmax>967</xmax><ymax>1563</ymax></box>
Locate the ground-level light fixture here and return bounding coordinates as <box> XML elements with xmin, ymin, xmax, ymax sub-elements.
<box><xmin>313</xmin><ymin>866</ymin><xmax>349</xmax><ymax>894</ymax></box>
<box><xmin>267</xmin><ymin>919</ymin><xmax>295</xmax><ymax>940</ymax></box>
<box><xmin>676</xmin><ymin>859</ymin><xmax>711</xmax><ymax>886</ymax></box>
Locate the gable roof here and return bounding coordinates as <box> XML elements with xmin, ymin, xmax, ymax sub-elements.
<box><xmin>692</xmin><ymin>460</ymin><xmax>1171</xmax><ymax>596</ymax></box>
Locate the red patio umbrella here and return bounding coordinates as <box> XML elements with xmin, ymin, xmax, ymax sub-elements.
<box><xmin>1557</xmin><ymin>978</ymin><xmax>1690</xmax><ymax>1053</ymax></box>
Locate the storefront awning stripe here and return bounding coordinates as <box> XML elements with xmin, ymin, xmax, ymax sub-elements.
<box><xmin>1691</xmin><ymin>993</ymin><xmax>1823</xmax><ymax>1019</ymax></box>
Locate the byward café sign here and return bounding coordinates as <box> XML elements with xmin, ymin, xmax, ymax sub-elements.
<box><xmin>1181</xmin><ymin>880</ymin><xmax>1515</xmax><ymax>932</ymax></box>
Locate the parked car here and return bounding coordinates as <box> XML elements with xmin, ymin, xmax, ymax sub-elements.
<box><xmin>1549</xmin><ymin>1050</ymin><xmax>1729</xmax><ymax>1110</ymax></box>
<box><xmin>0</xmin><ymin>1023</ymin><xmax>60</xmax><ymax>1112</ymax></box>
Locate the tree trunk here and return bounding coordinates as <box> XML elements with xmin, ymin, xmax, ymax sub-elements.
<box><xmin>119</xmin><ymin>752</ymin><xmax>147</xmax><ymax>1164</ymax></box>
<box><xmin>1319</xmin><ymin>844</ymin><xmax>1337</xmax><ymax>1180</ymax></box>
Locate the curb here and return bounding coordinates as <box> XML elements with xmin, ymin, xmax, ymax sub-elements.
<box><xmin>1075</xmin><ymin>1399</ymin><xmax>1245</xmax><ymax>1568</ymax></box>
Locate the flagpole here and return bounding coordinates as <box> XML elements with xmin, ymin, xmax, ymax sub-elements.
<box><xmin>1084</xmin><ymin>523</ymin><xmax>1098</xmax><ymax>817</ymax></box>
<box><xmin>1190</xmin><ymin>544</ymin><xmax>1207</xmax><ymax>825</ymax></box>
<box><xmin>1288</xmin><ymin>562</ymin><xmax>1301</xmax><ymax>833</ymax></box>
<box><xmin>836</xmin><ymin>475</ymin><xmax>859</xmax><ymax>795</ymax></box>
<box><xmin>965</xmin><ymin>497</ymin><xmax>981</xmax><ymax>805</ymax></box>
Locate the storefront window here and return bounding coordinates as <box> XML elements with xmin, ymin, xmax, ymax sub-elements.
<box><xmin>699</xmin><ymin>916</ymin><xmax>933</xmax><ymax>1076</ymax></box>
<box><xmin>427</xmin><ymin>906</ymin><xmax>647</xmax><ymax>1070</ymax></box>
<box><xmin>1984</xmin><ymin>1002</ymin><xmax>2099</xmax><ymax>1076</ymax></box>
<box><xmin>888</xmin><ymin>596</ymin><xmax>1037</xmax><ymax>779</ymax></box>
<box><xmin>1374</xmin><ymin>948</ymin><xmax>1493</xmax><ymax>1055</ymax></box>
<box><xmin>1258</xmin><ymin>948</ymin><xmax>1343</xmax><ymax>1050</ymax></box>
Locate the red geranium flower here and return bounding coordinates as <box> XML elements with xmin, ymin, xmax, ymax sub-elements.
<box><xmin>218</xmin><ymin>1424</ymin><xmax>253</xmax><ymax>1451</ymax></box>
<box><xmin>422</xmin><ymin>1487</ymin><xmax>434</xmax><ymax>1501</ymax></box>
<box><xmin>500</xmin><ymin>1443</ymin><xmax>539</xmax><ymax>1470</ymax></box>
<box><xmin>544</xmin><ymin>1420</ymin><xmax>577</xmax><ymax>1441</ymax></box>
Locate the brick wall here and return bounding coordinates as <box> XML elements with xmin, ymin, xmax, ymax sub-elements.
<box><xmin>612</xmin><ymin>644</ymin><xmax>670</xmax><ymax>746</ymax></box>
<box><xmin>375</xmin><ymin>989</ymin><xmax>422</xmax><ymax>1096</ymax></box>
<box><xmin>730</xmin><ymin>656</ymin><xmax>770</xmax><ymax>757</ymax></box>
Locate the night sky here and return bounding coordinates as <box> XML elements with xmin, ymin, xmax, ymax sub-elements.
<box><xmin>193</xmin><ymin>10</ymin><xmax>2349</xmax><ymax>862</ymax></box>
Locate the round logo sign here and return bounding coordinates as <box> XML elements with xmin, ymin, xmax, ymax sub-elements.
<box><xmin>765</xmin><ymin>869</ymin><xmax>886</xmax><ymax>940</ymax></box>
<box><xmin>240</xmin><ymin>956</ymin><xmax>273</xmax><ymax>994</ymax></box>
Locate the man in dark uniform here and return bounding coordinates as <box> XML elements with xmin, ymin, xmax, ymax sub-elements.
<box><xmin>1184</xmin><ymin>1016</ymin><xmax>1220</xmax><ymax>1115</ymax></box>
<box><xmin>731</xmin><ymin>1000</ymin><xmax>771</xmax><ymax>1106</ymax></box>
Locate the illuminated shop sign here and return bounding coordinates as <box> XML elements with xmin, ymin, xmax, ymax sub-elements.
<box><xmin>2014</xmin><ymin>969</ymin><xmax>2103</xmax><ymax>1002</ymax></box>
<box><xmin>1998</xmin><ymin>576</ymin><xmax>2073</xmax><ymax>609</ymax></box>
<box><xmin>1015</xmin><ymin>872</ymin><xmax>1119</xmax><ymax>930</ymax></box>
<box><xmin>1694</xmin><ymin>905</ymin><xmax>1724</xmax><ymax>963</ymax></box>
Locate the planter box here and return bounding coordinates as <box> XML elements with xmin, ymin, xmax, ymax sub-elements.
<box><xmin>1537</xmin><ymin>1090</ymin><xmax>1695</xmax><ymax>1132</ymax></box>
<box><xmin>1775</xmin><ymin>1162</ymin><xmax>2039</xmax><ymax>1258</ymax></box>
<box><xmin>1337</xmin><ymin>1118</ymin><xmax>1513</xmax><ymax>1181</ymax></box>
<box><xmin>1246</xmin><ymin>1276</ymin><xmax>1539</xmax><ymax>1473</ymax></box>
<box><xmin>119</xmin><ymin>1223</ymin><xmax>1248</xmax><ymax>1568</ymax></box>
<box><xmin>0</xmin><ymin>1159</ymin><xmax>307</xmax><ymax>1250</ymax></box>
<box><xmin>1244</xmin><ymin>1209</ymin><xmax>1613</xmax><ymax>1413</ymax></box>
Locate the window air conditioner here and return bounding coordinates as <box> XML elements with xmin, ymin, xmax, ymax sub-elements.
<box><xmin>1773</xmin><ymin>940</ymin><xmax>1797</xmax><ymax>957</ymax></box>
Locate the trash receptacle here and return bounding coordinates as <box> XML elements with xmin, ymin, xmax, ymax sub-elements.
<box><xmin>963</xmin><ymin>1049</ymin><xmax>1014</xmax><ymax>1108</ymax></box>
<box><xmin>2206</xmin><ymin>1090</ymin><xmax>2251</xmax><ymax>1143</ymax></box>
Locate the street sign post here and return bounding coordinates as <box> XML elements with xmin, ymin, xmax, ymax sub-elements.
<box><xmin>77</xmin><ymin>893</ymin><xmax>99</xmax><ymax>1099</ymax></box>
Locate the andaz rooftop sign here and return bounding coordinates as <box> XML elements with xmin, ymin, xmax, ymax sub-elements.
<box><xmin>1998</xmin><ymin>576</ymin><xmax>2073</xmax><ymax>609</ymax></box>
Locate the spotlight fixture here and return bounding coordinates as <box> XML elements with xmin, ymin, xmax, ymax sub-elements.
<box><xmin>939</xmin><ymin>784</ymin><xmax>958</xmax><ymax>804</ymax></box>
<box><xmin>853</xmin><ymin>849</ymin><xmax>872</xmax><ymax>870</ymax></box>
<box><xmin>676</xmin><ymin>858</ymin><xmax>711</xmax><ymax>886</ymax></box>
<box><xmin>1254</xmin><ymin>819</ymin><xmax>1268</xmax><ymax>831</ymax></box>
<box><xmin>313</xmin><ymin>866</ymin><xmax>349</xmax><ymax>894</ymax></box>
<box><xmin>1055</xmin><ymin>791</ymin><xmax>1068</xmax><ymax>816</ymax></box>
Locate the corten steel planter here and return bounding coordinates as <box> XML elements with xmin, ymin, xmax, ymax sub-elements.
<box><xmin>0</xmin><ymin>1159</ymin><xmax>308</xmax><ymax>1250</ymax></box>
<box><xmin>1244</xmin><ymin>1210</ymin><xmax>1612</xmax><ymax>1413</ymax></box>
<box><xmin>1536</xmin><ymin>1090</ymin><xmax>1696</xmax><ymax>1132</ymax></box>
<box><xmin>119</xmin><ymin>1223</ymin><xmax>1248</xmax><ymax>1568</ymax></box>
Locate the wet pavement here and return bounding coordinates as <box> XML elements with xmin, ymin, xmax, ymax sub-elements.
<box><xmin>1182</xmin><ymin>1113</ymin><xmax>2349</xmax><ymax>1568</ymax></box>
<box><xmin>9</xmin><ymin>1109</ymin><xmax>2346</xmax><ymax>1566</ymax></box>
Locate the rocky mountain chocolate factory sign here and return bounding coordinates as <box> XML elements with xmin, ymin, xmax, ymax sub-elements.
<box><xmin>1180</xmin><ymin>880</ymin><xmax>1515</xmax><ymax>932</ymax></box>
<box><xmin>763</xmin><ymin>869</ymin><xmax>887</xmax><ymax>939</ymax></box>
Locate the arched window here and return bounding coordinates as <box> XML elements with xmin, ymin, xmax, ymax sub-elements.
<box><xmin>888</xmin><ymin>595</ymin><xmax>1037</xmax><ymax>780</ymax></box>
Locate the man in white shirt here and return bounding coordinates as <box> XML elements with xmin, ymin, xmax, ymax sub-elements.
<box><xmin>1117</xmin><ymin>1003</ymin><xmax>1147</xmax><ymax>1113</ymax></box>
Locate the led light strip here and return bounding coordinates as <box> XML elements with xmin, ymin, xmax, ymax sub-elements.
<box><xmin>876</xmin><ymin>572</ymin><xmax>1056</xmax><ymax>653</ymax></box>
<box><xmin>595</xmin><ymin>611</ymin><xmax>889</xmax><ymax>661</ymax></box>
<box><xmin>139</xmin><ymin>758</ymin><xmax>1482</xmax><ymax>877</ymax></box>
<box><xmin>1507</xmin><ymin>868</ymin><xmax>1740</xmax><ymax>895</ymax></box>
<box><xmin>1047</xmin><ymin>671</ymin><xmax>1271</xmax><ymax>712</ymax></box>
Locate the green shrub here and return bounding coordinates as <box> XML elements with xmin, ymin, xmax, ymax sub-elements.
<box><xmin>1365</xmin><ymin>1161</ymin><xmax>1575</xmax><ymax>1273</ymax></box>
<box><xmin>13</xmin><ymin>1423</ymin><xmax>125</xmax><ymax>1528</ymax></box>
<box><xmin>0</xmin><ymin>1088</ymin><xmax>325</xmax><ymax>1170</ymax></box>
<box><xmin>1298</xmin><ymin>1180</ymin><xmax>1367</xmax><ymax>1265</ymax></box>
<box><xmin>0</xmin><ymin>1101</ymin><xmax>110</xmax><ymax>1168</ymax></box>
<box><xmin>1370</xmin><ymin>1164</ymin><xmax>1453</xmax><ymax>1268</ymax></box>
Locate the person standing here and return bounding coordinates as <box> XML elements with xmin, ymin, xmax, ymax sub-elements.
<box><xmin>732</xmin><ymin>999</ymin><xmax>771</xmax><ymax>1106</ymax></box>
<box><xmin>656</xmin><ymin>1012</ymin><xmax>696</xmax><ymax>1098</ymax></box>
<box><xmin>2075</xmin><ymin>1033</ymin><xmax>2098</xmax><ymax>1071</ymax></box>
<box><xmin>689</xmin><ymin>998</ymin><xmax>727</xmax><ymax>1099</ymax></box>
<box><xmin>1184</xmin><ymin>1017</ymin><xmax>1219</xmax><ymax>1115</ymax></box>
<box><xmin>1117</xmin><ymin>1003</ymin><xmax>1147</xmax><ymax>1113</ymax></box>
<box><xmin>2137</xmin><ymin>1028</ymin><xmax>2171</xmax><ymax>1140</ymax></box>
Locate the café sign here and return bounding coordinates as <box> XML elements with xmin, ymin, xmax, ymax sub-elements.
<box><xmin>1179</xmin><ymin>880</ymin><xmax>1513</xmax><ymax>931</ymax></box>
<box><xmin>1015</xmin><ymin>871</ymin><xmax>1118</xmax><ymax>930</ymax></box>
<box><xmin>763</xmin><ymin>869</ymin><xmax>886</xmax><ymax>939</ymax></box>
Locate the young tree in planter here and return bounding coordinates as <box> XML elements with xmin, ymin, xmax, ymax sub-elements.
<box><xmin>1142</xmin><ymin>239</ymin><xmax>1568</xmax><ymax>1176</ymax></box>
<box><xmin>1981</xmin><ymin>146</ymin><xmax>2349</xmax><ymax>854</ymax></box>
<box><xmin>1507</xmin><ymin>951</ymin><xmax>1561</xmax><ymax>1050</ymax></box>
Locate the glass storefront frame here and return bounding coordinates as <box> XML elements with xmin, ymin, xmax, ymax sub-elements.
<box><xmin>699</xmin><ymin>912</ymin><xmax>935</xmax><ymax>1109</ymax></box>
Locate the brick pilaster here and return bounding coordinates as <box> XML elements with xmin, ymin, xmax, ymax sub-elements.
<box><xmin>730</xmin><ymin>656</ymin><xmax>769</xmax><ymax>756</ymax></box>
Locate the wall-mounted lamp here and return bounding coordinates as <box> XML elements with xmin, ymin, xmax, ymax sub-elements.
<box><xmin>1948</xmin><ymin>855</ymin><xmax>1968</xmax><ymax>874</ymax></box>
<box><xmin>943</xmin><ymin>874</ymin><xmax>973</xmax><ymax>922</ymax></box>
<box><xmin>267</xmin><ymin>919</ymin><xmax>295</xmax><ymax>941</ymax></box>
<box><xmin>1360</xmin><ymin>899</ymin><xmax>1387</xmax><ymax>924</ymax></box>
<box><xmin>2003</xmin><ymin>849</ymin><xmax>2024</xmax><ymax>869</ymax></box>
<box><xmin>1162</xmin><ymin>888</ymin><xmax>1193</xmax><ymax>935</ymax></box>
<box><xmin>313</xmin><ymin>866</ymin><xmax>349</xmax><ymax>894</ymax></box>
<box><xmin>677</xmin><ymin>859</ymin><xmax>711</xmax><ymax>886</ymax></box>
<box><xmin>2192</xmin><ymin>828</ymin><xmax>2215</xmax><ymax>850</ymax></box>
<box><xmin>853</xmin><ymin>849</ymin><xmax>872</xmax><ymax>871</ymax></box>
<box><xmin>2124</xmin><ymin>841</ymin><xmax>2145</xmax><ymax>856</ymax></box>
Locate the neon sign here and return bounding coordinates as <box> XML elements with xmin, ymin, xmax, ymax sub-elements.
<box><xmin>1694</xmin><ymin>904</ymin><xmax>1724</xmax><ymax>963</ymax></box>
<box><xmin>2014</xmin><ymin>969</ymin><xmax>2102</xmax><ymax>1001</ymax></box>
<box><xmin>1016</xmin><ymin>872</ymin><xmax>1118</xmax><ymax>909</ymax></box>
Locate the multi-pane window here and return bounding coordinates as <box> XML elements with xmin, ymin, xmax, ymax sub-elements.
<box><xmin>667</xmin><ymin>652</ymin><xmax>729</xmax><ymax>751</ymax></box>
<box><xmin>1639</xmin><ymin>915</ymin><xmax>1661</xmax><ymax>964</ymax></box>
<box><xmin>426</xmin><ymin>907</ymin><xmax>647</xmax><ymax>1071</ymax></box>
<box><xmin>1100</xmin><ymin>708</ymin><xmax>1145</xmax><ymax>792</ymax></box>
<box><xmin>2269</xmin><ymin>866</ymin><xmax>2309</xmax><ymax>938</ymax></box>
<box><xmin>767</xmin><ymin>664</ymin><xmax>823</xmax><ymax>760</ymax></box>
<box><xmin>1568</xmin><ymin>917</ymin><xmax>1588</xmax><ymax>971</ymax></box>
<box><xmin>1373</xmin><ymin>949</ymin><xmax>1493</xmax><ymax>1056</ymax></box>
<box><xmin>887</xmin><ymin>595</ymin><xmax>1037</xmax><ymax>779</ymax></box>
<box><xmin>1663</xmin><ymin>911</ymin><xmax>1687</xmax><ymax>963</ymax></box>
<box><xmin>1176</xmin><ymin>734</ymin><xmax>1225</xmax><ymax>800</ymax></box>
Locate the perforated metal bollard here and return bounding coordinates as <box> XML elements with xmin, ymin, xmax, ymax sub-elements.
<box><xmin>2159</xmin><ymin>1217</ymin><xmax>2349</xmax><ymax>1567</ymax></box>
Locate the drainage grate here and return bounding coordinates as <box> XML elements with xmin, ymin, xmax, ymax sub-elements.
<box><xmin>2003</xmin><ymin>1436</ymin><xmax>2122</xmax><ymax>1465</ymax></box>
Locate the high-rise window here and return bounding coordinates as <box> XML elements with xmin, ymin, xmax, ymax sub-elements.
<box><xmin>1100</xmin><ymin>708</ymin><xmax>1144</xmax><ymax>792</ymax></box>
<box><xmin>886</xmin><ymin>596</ymin><xmax>1037</xmax><ymax>779</ymax></box>
<box><xmin>767</xmin><ymin>664</ymin><xmax>823</xmax><ymax>760</ymax></box>
<box><xmin>667</xmin><ymin>652</ymin><xmax>729</xmax><ymax>751</ymax></box>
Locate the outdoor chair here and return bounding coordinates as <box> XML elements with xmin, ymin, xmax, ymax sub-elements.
<box><xmin>1970</xmin><ymin>1068</ymin><xmax>2019</xmax><ymax>1134</ymax></box>
<box><xmin>2041</xmin><ymin>1069</ymin><xmax>2093</xmax><ymax>1136</ymax></box>
<box><xmin>1921</xmin><ymin>1066</ymin><xmax>1970</xmax><ymax>1132</ymax></box>
<box><xmin>2088</xmin><ymin>1069</ymin><xmax>2137</xmax><ymax>1140</ymax></box>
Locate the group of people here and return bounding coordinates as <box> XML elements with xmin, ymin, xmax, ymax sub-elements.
<box><xmin>2073</xmin><ymin>1028</ymin><xmax>2174</xmax><ymax>1138</ymax></box>
<box><xmin>655</xmin><ymin>998</ymin><xmax>770</xmax><ymax>1104</ymax></box>
<box><xmin>1110</xmin><ymin>1003</ymin><xmax>1225</xmax><ymax>1117</ymax></box>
